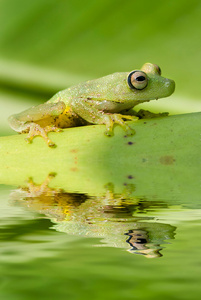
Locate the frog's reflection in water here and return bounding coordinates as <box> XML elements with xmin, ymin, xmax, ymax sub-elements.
<box><xmin>10</xmin><ymin>175</ymin><xmax>176</xmax><ymax>258</ymax></box>
<box><xmin>125</xmin><ymin>229</ymin><xmax>162</xmax><ymax>258</ymax></box>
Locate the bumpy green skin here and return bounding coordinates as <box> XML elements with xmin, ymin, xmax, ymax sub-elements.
<box><xmin>8</xmin><ymin>63</ymin><xmax>175</xmax><ymax>146</ymax></box>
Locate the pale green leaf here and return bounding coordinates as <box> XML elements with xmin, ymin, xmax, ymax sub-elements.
<box><xmin>0</xmin><ymin>112</ymin><xmax>200</xmax><ymax>207</ymax></box>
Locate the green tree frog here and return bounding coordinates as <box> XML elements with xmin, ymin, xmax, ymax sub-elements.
<box><xmin>8</xmin><ymin>63</ymin><xmax>175</xmax><ymax>147</ymax></box>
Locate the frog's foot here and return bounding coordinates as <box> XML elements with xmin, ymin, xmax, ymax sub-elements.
<box><xmin>25</xmin><ymin>172</ymin><xmax>58</xmax><ymax>196</ymax></box>
<box><xmin>137</xmin><ymin>109</ymin><xmax>169</xmax><ymax>119</ymax></box>
<box><xmin>104</xmin><ymin>114</ymin><xmax>138</xmax><ymax>137</ymax></box>
<box><xmin>25</xmin><ymin>123</ymin><xmax>62</xmax><ymax>147</ymax></box>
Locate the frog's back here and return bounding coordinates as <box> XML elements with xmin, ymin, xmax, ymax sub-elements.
<box><xmin>47</xmin><ymin>87</ymin><xmax>76</xmax><ymax>105</ymax></box>
<box><xmin>48</xmin><ymin>72</ymin><xmax>128</xmax><ymax>104</ymax></box>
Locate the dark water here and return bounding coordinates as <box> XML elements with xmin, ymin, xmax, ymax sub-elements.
<box><xmin>1</xmin><ymin>183</ymin><xmax>201</xmax><ymax>300</ymax></box>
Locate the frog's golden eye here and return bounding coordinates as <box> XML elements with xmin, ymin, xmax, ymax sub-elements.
<box><xmin>127</xmin><ymin>71</ymin><xmax>148</xmax><ymax>90</ymax></box>
<box><xmin>153</xmin><ymin>64</ymin><xmax>161</xmax><ymax>75</ymax></box>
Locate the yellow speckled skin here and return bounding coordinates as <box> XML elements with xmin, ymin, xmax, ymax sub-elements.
<box><xmin>8</xmin><ymin>63</ymin><xmax>175</xmax><ymax>147</ymax></box>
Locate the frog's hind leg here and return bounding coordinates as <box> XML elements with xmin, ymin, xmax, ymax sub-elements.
<box><xmin>24</xmin><ymin>123</ymin><xmax>62</xmax><ymax>147</ymax></box>
<box><xmin>9</xmin><ymin>101</ymin><xmax>66</xmax><ymax>126</ymax></box>
<box><xmin>8</xmin><ymin>101</ymin><xmax>66</xmax><ymax>147</ymax></box>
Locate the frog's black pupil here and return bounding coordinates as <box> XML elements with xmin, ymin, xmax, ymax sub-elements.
<box><xmin>136</xmin><ymin>238</ymin><xmax>147</xmax><ymax>244</ymax></box>
<box><xmin>136</xmin><ymin>76</ymin><xmax>145</xmax><ymax>82</ymax></box>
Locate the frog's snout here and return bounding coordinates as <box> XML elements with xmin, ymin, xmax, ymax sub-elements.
<box><xmin>165</xmin><ymin>79</ymin><xmax>175</xmax><ymax>96</ymax></box>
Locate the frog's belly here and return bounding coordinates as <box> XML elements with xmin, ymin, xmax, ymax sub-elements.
<box><xmin>36</xmin><ymin>106</ymin><xmax>86</xmax><ymax>128</ymax></box>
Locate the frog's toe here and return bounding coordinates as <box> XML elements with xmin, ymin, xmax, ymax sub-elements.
<box><xmin>47</xmin><ymin>140</ymin><xmax>56</xmax><ymax>148</ymax></box>
<box><xmin>55</xmin><ymin>128</ymin><xmax>63</xmax><ymax>132</ymax></box>
<box><xmin>123</xmin><ymin>115</ymin><xmax>138</xmax><ymax>122</ymax></box>
<box><xmin>124</xmin><ymin>127</ymin><xmax>135</xmax><ymax>136</ymax></box>
<box><xmin>24</xmin><ymin>136</ymin><xmax>33</xmax><ymax>144</ymax></box>
<box><xmin>104</xmin><ymin>129</ymin><xmax>114</xmax><ymax>137</ymax></box>
<box><xmin>103</xmin><ymin>116</ymin><xmax>115</xmax><ymax>137</ymax></box>
<box><xmin>46</xmin><ymin>126</ymin><xmax>63</xmax><ymax>133</ymax></box>
<box><xmin>113</xmin><ymin>115</ymin><xmax>135</xmax><ymax>136</ymax></box>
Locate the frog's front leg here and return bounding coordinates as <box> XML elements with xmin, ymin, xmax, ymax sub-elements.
<box><xmin>8</xmin><ymin>101</ymin><xmax>66</xmax><ymax>147</ymax></box>
<box><xmin>136</xmin><ymin>109</ymin><xmax>169</xmax><ymax>119</ymax></box>
<box><xmin>71</xmin><ymin>99</ymin><xmax>138</xmax><ymax>137</ymax></box>
<box><xmin>104</xmin><ymin>113</ymin><xmax>137</xmax><ymax>136</ymax></box>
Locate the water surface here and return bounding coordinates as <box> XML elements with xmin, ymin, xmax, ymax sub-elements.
<box><xmin>1</xmin><ymin>183</ymin><xmax>201</xmax><ymax>299</ymax></box>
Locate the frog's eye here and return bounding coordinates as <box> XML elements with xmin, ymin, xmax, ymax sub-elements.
<box><xmin>153</xmin><ymin>64</ymin><xmax>161</xmax><ymax>75</ymax></box>
<box><xmin>127</xmin><ymin>71</ymin><xmax>148</xmax><ymax>90</ymax></box>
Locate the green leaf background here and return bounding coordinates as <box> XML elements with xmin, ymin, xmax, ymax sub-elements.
<box><xmin>0</xmin><ymin>0</ymin><xmax>201</xmax><ymax>135</ymax></box>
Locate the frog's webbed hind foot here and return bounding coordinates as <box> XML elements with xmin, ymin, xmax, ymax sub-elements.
<box><xmin>104</xmin><ymin>114</ymin><xmax>138</xmax><ymax>137</ymax></box>
<box><xmin>25</xmin><ymin>123</ymin><xmax>62</xmax><ymax>147</ymax></box>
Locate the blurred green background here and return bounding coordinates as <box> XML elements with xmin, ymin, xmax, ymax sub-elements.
<box><xmin>0</xmin><ymin>0</ymin><xmax>201</xmax><ymax>135</ymax></box>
